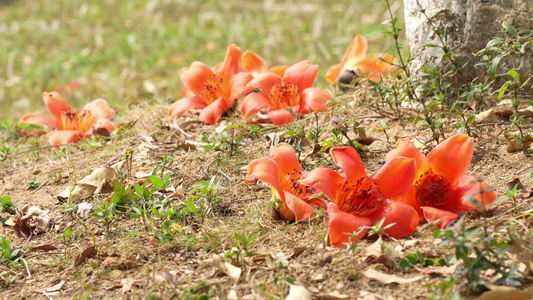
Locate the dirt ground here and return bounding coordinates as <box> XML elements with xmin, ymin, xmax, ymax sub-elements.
<box><xmin>1</xmin><ymin>96</ymin><xmax>533</xmax><ymax>299</ymax></box>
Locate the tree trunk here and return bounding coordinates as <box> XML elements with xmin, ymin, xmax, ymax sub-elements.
<box><xmin>404</xmin><ymin>0</ymin><xmax>533</xmax><ymax>88</ymax></box>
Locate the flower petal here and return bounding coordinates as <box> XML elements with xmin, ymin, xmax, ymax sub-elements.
<box><xmin>448</xmin><ymin>175</ymin><xmax>496</xmax><ymax>212</ymax></box>
<box><xmin>199</xmin><ymin>98</ymin><xmax>226</xmax><ymax>124</ymax></box>
<box><xmin>398</xmin><ymin>188</ymin><xmax>424</xmax><ymax>219</ymax></box>
<box><xmin>386</xmin><ymin>139</ymin><xmax>432</xmax><ymax>180</ymax></box>
<box><xmin>341</xmin><ymin>35</ymin><xmax>368</xmax><ymax>67</ymax></box>
<box><xmin>240</xmin><ymin>93</ymin><xmax>271</xmax><ymax>118</ymax></box>
<box><xmin>371</xmin><ymin>157</ymin><xmax>415</xmax><ymax>199</ymax></box>
<box><xmin>300</xmin><ymin>167</ymin><xmax>344</xmax><ymax>204</ymax></box>
<box><xmin>216</xmin><ymin>44</ymin><xmax>242</xmax><ymax>81</ymax></box>
<box><xmin>427</xmin><ymin>134</ymin><xmax>474</xmax><ymax>186</ymax></box>
<box><xmin>242</xmin><ymin>50</ymin><xmax>267</xmax><ymax>73</ymax></box>
<box><xmin>168</xmin><ymin>95</ymin><xmax>207</xmax><ymax>118</ymax></box>
<box><xmin>93</xmin><ymin>118</ymin><xmax>115</xmax><ymax>133</ymax></box>
<box><xmin>330</xmin><ymin>147</ymin><xmax>367</xmax><ymax>182</ymax></box>
<box><xmin>248</xmin><ymin>72</ymin><xmax>282</xmax><ymax>97</ymax></box>
<box><xmin>352</xmin><ymin>53</ymin><xmax>395</xmax><ymax>82</ymax></box>
<box><xmin>325</xmin><ymin>64</ymin><xmax>342</xmax><ymax>85</ymax></box>
<box><xmin>368</xmin><ymin>199</ymin><xmax>419</xmax><ymax>239</ymax></box>
<box><xmin>48</xmin><ymin>130</ymin><xmax>83</xmax><ymax>146</ymax></box>
<box><xmin>180</xmin><ymin>62</ymin><xmax>215</xmax><ymax>96</ymax></box>
<box><xmin>82</xmin><ymin>98</ymin><xmax>114</xmax><ymax>120</ymax></box>
<box><xmin>280</xmin><ymin>191</ymin><xmax>316</xmax><ymax>221</ymax></box>
<box><xmin>248</xmin><ymin>157</ymin><xmax>283</xmax><ymax>197</ymax></box>
<box><xmin>20</xmin><ymin>113</ymin><xmax>58</xmax><ymax>129</ymax></box>
<box><xmin>269</xmin><ymin>65</ymin><xmax>288</xmax><ymax>77</ymax></box>
<box><xmin>228</xmin><ymin>72</ymin><xmax>254</xmax><ymax>106</ymax></box>
<box><xmin>299</xmin><ymin>88</ymin><xmax>333</xmax><ymax>114</ymax></box>
<box><xmin>42</xmin><ymin>92</ymin><xmax>71</xmax><ymax>124</ymax></box>
<box><xmin>269</xmin><ymin>143</ymin><xmax>302</xmax><ymax>175</ymax></box>
<box><xmin>328</xmin><ymin>203</ymin><xmax>370</xmax><ymax>248</ymax></box>
<box><xmin>283</xmin><ymin>60</ymin><xmax>318</xmax><ymax>92</ymax></box>
<box><xmin>268</xmin><ymin>109</ymin><xmax>294</xmax><ymax>125</ymax></box>
<box><xmin>421</xmin><ymin>206</ymin><xmax>459</xmax><ymax>229</ymax></box>
<box><xmin>304</xmin><ymin>196</ymin><xmax>327</xmax><ymax>210</ymax></box>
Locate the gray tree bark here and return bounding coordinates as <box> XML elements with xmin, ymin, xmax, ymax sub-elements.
<box><xmin>404</xmin><ymin>0</ymin><xmax>533</xmax><ymax>86</ymax></box>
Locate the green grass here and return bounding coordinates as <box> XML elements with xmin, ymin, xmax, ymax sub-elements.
<box><xmin>0</xmin><ymin>0</ymin><xmax>403</xmax><ymax>120</ymax></box>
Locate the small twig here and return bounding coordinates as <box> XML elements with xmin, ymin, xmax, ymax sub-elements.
<box><xmin>20</xmin><ymin>258</ymin><xmax>31</xmax><ymax>278</ymax></box>
<box><xmin>32</xmin><ymin>178</ymin><xmax>49</xmax><ymax>193</ymax></box>
<box><xmin>161</xmin><ymin>165</ymin><xmax>184</xmax><ymax>176</ymax></box>
<box><xmin>105</xmin><ymin>148</ymin><xmax>127</xmax><ymax>166</ymax></box>
<box><xmin>22</xmin><ymin>231</ymin><xmax>33</xmax><ymax>247</ymax></box>
<box><xmin>172</xmin><ymin>117</ymin><xmax>193</xmax><ymax>138</ymax></box>
<box><xmin>217</xmin><ymin>169</ymin><xmax>233</xmax><ymax>182</ymax></box>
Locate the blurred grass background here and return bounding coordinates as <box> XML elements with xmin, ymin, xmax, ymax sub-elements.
<box><xmin>0</xmin><ymin>0</ymin><xmax>404</xmax><ymax>120</ymax></box>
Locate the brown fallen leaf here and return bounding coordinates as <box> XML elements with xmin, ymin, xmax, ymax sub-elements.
<box><xmin>362</xmin><ymin>268</ymin><xmax>423</xmax><ymax>284</ymax></box>
<box><xmin>504</xmin><ymin>132</ymin><xmax>533</xmax><ymax>153</ymax></box>
<box><xmin>494</xmin><ymin>109</ymin><xmax>513</xmax><ymax>120</ymax></box>
<box><xmin>28</xmin><ymin>244</ymin><xmax>58</xmax><ymax>252</ymax></box>
<box><xmin>57</xmin><ymin>167</ymin><xmax>116</xmax><ymax>202</ymax></box>
<box><xmin>475</xmin><ymin>108</ymin><xmax>500</xmax><ymax>123</ymax></box>
<box><xmin>505</xmin><ymin>178</ymin><xmax>531</xmax><ymax>199</ymax></box>
<box><xmin>74</xmin><ymin>245</ymin><xmax>97</xmax><ymax>267</ymax></box>
<box><xmin>21</xmin><ymin>206</ymin><xmax>50</xmax><ymax>235</ymax></box>
<box><xmin>288</xmin><ymin>246</ymin><xmax>307</xmax><ymax>260</ymax></box>
<box><xmin>474</xmin><ymin>283</ymin><xmax>532</xmax><ymax>300</ymax></box>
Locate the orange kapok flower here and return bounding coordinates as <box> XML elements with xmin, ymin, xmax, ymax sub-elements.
<box><xmin>247</xmin><ymin>143</ymin><xmax>327</xmax><ymax>222</ymax></box>
<box><xmin>300</xmin><ymin>147</ymin><xmax>418</xmax><ymax>248</ymax></box>
<box><xmin>240</xmin><ymin>60</ymin><xmax>333</xmax><ymax>125</ymax></box>
<box><xmin>20</xmin><ymin>92</ymin><xmax>115</xmax><ymax>146</ymax></box>
<box><xmin>242</xmin><ymin>51</ymin><xmax>288</xmax><ymax>77</ymax></box>
<box><xmin>168</xmin><ymin>44</ymin><xmax>254</xmax><ymax>124</ymax></box>
<box><xmin>385</xmin><ymin>134</ymin><xmax>497</xmax><ymax>229</ymax></box>
<box><xmin>325</xmin><ymin>34</ymin><xmax>395</xmax><ymax>84</ymax></box>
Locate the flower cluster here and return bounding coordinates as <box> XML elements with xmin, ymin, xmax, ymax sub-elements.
<box><xmin>20</xmin><ymin>35</ymin><xmax>394</xmax><ymax>145</ymax></box>
<box><xmin>248</xmin><ymin>134</ymin><xmax>496</xmax><ymax>248</ymax></box>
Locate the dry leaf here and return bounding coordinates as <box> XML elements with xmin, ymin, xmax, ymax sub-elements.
<box><xmin>74</xmin><ymin>245</ymin><xmax>97</xmax><ymax>267</ymax></box>
<box><xmin>505</xmin><ymin>178</ymin><xmax>531</xmax><ymax>199</ymax></box>
<box><xmin>57</xmin><ymin>167</ymin><xmax>116</xmax><ymax>202</ymax></box>
<box><xmin>518</xmin><ymin>106</ymin><xmax>533</xmax><ymax>118</ymax></box>
<box><xmin>285</xmin><ymin>284</ymin><xmax>312</xmax><ymax>300</ymax></box>
<box><xmin>504</xmin><ymin>132</ymin><xmax>533</xmax><ymax>153</ymax></box>
<box><xmin>475</xmin><ymin>108</ymin><xmax>500</xmax><ymax>123</ymax></box>
<box><xmin>474</xmin><ymin>284</ymin><xmax>532</xmax><ymax>300</ymax></box>
<box><xmin>227</xmin><ymin>290</ymin><xmax>239</xmax><ymax>300</ymax></box>
<box><xmin>10</xmin><ymin>206</ymin><xmax>51</xmax><ymax>236</ymax></box>
<box><xmin>212</xmin><ymin>254</ymin><xmax>241</xmax><ymax>282</ymax></box>
<box><xmin>289</xmin><ymin>246</ymin><xmax>307</xmax><ymax>260</ymax></box>
<box><xmin>28</xmin><ymin>244</ymin><xmax>58</xmax><ymax>252</ymax></box>
<box><xmin>77</xmin><ymin>202</ymin><xmax>93</xmax><ymax>219</ymax></box>
<box><xmin>32</xmin><ymin>280</ymin><xmax>65</xmax><ymax>294</ymax></box>
<box><xmin>362</xmin><ymin>268</ymin><xmax>423</xmax><ymax>284</ymax></box>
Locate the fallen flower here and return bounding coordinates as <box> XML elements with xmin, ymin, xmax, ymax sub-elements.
<box><xmin>300</xmin><ymin>146</ymin><xmax>418</xmax><ymax>247</ymax></box>
<box><xmin>20</xmin><ymin>92</ymin><xmax>115</xmax><ymax>146</ymax></box>
<box><xmin>325</xmin><ymin>34</ymin><xmax>395</xmax><ymax>85</ymax></box>
<box><xmin>241</xmin><ymin>50</ymin><xmax>288</xmax><ymax>77</ymax></box>
<box><xmin>247</xmin><ymin>142</ymin><xmax>326</xmax><ymax>221</ymax></box>
<box><xmin>385</xmin><ymin>134</ymin><xmax>497</xmax><ymax>228</ymax></box>
<box><xmin>168</xmin><ymin>44</ymin><xmax>254</xmax><ymax>124</ymax></box>
<box><xmin>240</xmin><ymin>60</ymin><xmax>333</xmax><ymax>125</ymax></box>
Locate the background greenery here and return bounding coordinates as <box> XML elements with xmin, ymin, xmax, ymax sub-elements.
<box><xmin>0</xmin><ymin>0</ymin><xmax>404</xmax><ymax>119</ymax></box>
